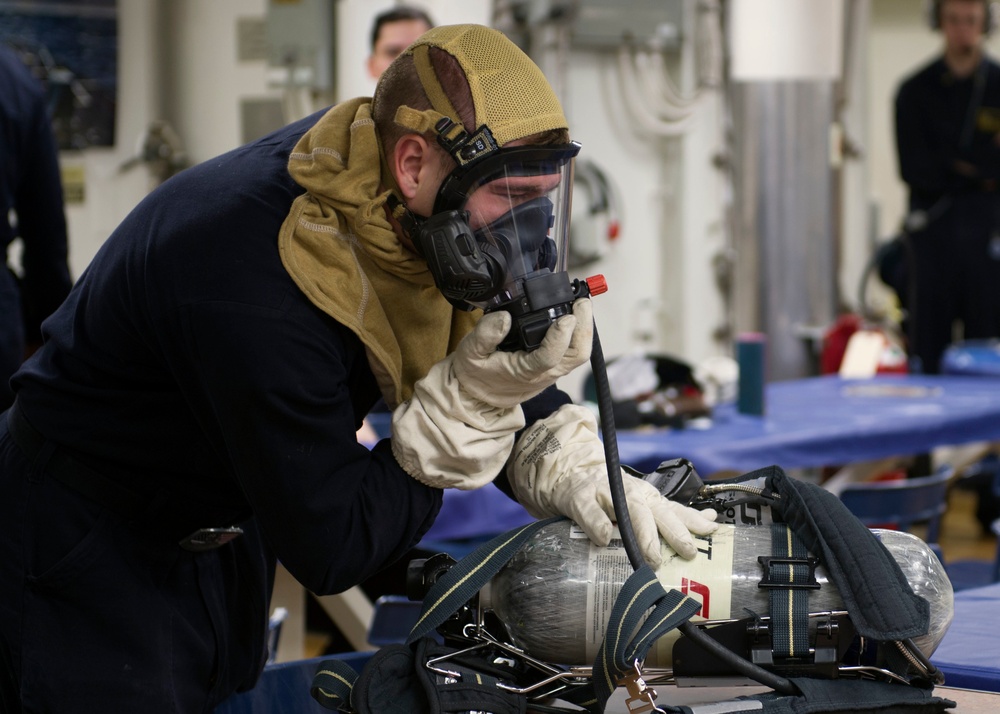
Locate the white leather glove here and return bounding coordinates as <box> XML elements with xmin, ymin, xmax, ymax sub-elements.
<box><xmin>507</xmin><ymin>404</ymin><xmax>719</xmax><ymax>565</ymax></box>
<box><xmin>452</xmin><ymin>298</ymin><xmax>593</xmax><ymax>409</ymax></box>
<box><xmin>391</xmin><ymin>300</ymin><xmax>593</xmax><ymax>491</ymax></box>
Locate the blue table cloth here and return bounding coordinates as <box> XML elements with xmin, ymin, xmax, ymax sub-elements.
<box><xmin>615</xmin><ymin>374</ymin><xmax>1000</xmax><ymax>476</ymax></box>
<box><xmin>931</xmin><ymin>581</ymin><xmax>1000</xmax><ymax>692</ymax></box>
<box><xmin>371</xmin><ymin>374</ymin><xmax>1000</xmax><ymax>542</ymax></box>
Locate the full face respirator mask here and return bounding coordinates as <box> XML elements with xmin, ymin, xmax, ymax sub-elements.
<box><xmin>411</xmin><ymin>139</ymin><xmax>604</xmax><ymax>352</ymax></box>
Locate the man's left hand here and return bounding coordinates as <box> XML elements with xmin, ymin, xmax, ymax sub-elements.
<box><xmin>507</xmin><ymin>404</ymin><xmax>719</xmax><ymax>566</ymax></box>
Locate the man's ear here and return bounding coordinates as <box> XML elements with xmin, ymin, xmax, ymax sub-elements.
<box><xmin>391</xmin><ymin>134</ymin><xmax>432</xmax><ymax>201</ymax></box>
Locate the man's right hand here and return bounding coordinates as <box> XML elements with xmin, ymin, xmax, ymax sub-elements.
<box><xmin>452</xmin><ymin>298</ymin><xmax>593</xmax><ymax>409</ymax></box>
<box><xmin>390</xmin><ymin>298</ymin><xmax>593</xmax><ymax>490</ymax></box>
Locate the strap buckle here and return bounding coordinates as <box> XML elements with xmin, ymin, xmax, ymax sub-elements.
<box><xmin>434</xmin><ymin>118</ymin><xmax>499</xmax><ymax>166</ymax></box>
<box><xmin>179</xmin><ymin>526</ymin><xmax>244</xmax><ymax>552</ymax></box>
<box><xmin>757</xmin><ymin>555</ymin><xmax>821</xmax><ymax>589</ymax></box>
<box><xmin>618</xmin><ymin>660</ymin><xmax>665</xmax><ymax>714</ymax></box>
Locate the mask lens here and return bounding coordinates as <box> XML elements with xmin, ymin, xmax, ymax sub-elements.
<box><xmin>460</xmin><ymin>156</ymin><xmax>574</xmax><ymax>311</ymax></box>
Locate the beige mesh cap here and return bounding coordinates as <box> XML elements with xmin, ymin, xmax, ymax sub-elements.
<box><xmin>400</xmin><ymin>24</ymin><xmax>568</xmax><ymax>149</ymax></box>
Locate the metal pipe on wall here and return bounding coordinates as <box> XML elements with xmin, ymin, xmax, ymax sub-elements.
<box><xmin>729</xmin><ymin>81</ymin><xmax>838</xmax><ymax>380</ymax></box>
<box><xmin>726</xmin><ymin>0</ymin><xmax>844</xmax><ymax>380</ymax></box>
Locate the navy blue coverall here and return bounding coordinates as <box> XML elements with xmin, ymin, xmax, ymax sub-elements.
<box><xmin>0</xmin><ymin>108</ymin><xmax>566</xmax><ymax>713</ymax></box>
<box><xmin>0</xmin><ymin>46</ymin><xmax>72</xmax><ymax>410</ymax></box>
<box><xmin>894</xmin><ymin>56</ymin><xmax>1000</xmax><ymax>373</ymax></box>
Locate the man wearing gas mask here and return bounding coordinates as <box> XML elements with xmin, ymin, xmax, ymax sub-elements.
<box><xmin>0</xmin><ymin>25</ymin><xmax>716</xmax><ymax>712</ymax></box>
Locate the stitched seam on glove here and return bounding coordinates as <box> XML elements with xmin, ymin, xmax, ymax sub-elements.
<box><xmin>508</xmin><ymin>404</ymin><xmax>599</xmax><ymax>516</ymax></box>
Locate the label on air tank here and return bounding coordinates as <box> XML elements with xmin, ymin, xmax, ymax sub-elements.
<box><xmin>574</xmin><ymin>523</ymin><xmax>737</xmax><ymax>664</ymax></box>
<box><xmin>573</xmin><ymin>523</ymin><xmax>634</xmax><ymax>661</ymax></box>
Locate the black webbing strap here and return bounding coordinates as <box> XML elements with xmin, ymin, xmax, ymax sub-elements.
<box><xmin>660</xmin><ymin>677</ymin><xmax>956</xmax><ymax>714</ymax></box>
<box><xmin>763</xmin><ymin>524</ymin><xmax>814</xmax><ymax>659</ymax></box>
<box><xmin>312</xmin><ymin>658</ymin><xmax>360</xmax><ymax>711</ymax></box>
<box><xmin>589</xmin><ymin>564</ymin><xmax>701</xmax><ymax>712</ymax></box>
<box><xmin>311</xmin><ymin>517</ymin><xmax>562</xmax><ymax>711</ymax></box>
<box><xmin>406</xmin><ymin>517</ymin><xmax>564</xmax><ymax>644</ymax></box>
<box><xmin>312</xmin><ymin>639</ymin><xmax>528</xmax><ymax>714</ymax></box>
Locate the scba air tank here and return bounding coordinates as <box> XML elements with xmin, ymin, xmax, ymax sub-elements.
<box><xmin>481</xmin><ymin>521</ymin><xmax>953</xmax><ymax>667</ymax></box>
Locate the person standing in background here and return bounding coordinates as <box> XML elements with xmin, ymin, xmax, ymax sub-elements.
<box><xmin>0</xmin><ymin>45</ymin><xmax>72</xmax><ymax>410</ymax></box>
<box><xmin>367</xmin><ymin>5</ymin><xmax>434</xmax><ymax>80</ymax></box>
<box><xmin>894</xmin><ymin>0</ymin><xmax>1000</xmax><ymax>373</ymax></box>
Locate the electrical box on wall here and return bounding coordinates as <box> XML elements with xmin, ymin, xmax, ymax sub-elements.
<box><xmin>266</xmin><ymin>0</ymin><xmax>337</xmax><ymax>91</ymax></box>
<box><xmin>499</xmin><ymin>0</ymin><xmax>685</xmax><ymax>54</ymax></box>
<box><xmin>572</xmin><ymin>0</ymin><xmax>684</xmax><ymax>50</ymax></box>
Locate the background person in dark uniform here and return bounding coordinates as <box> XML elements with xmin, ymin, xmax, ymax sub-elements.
<box><xmin>894</xmin><ymin>0</ymin><xmax>1000</xmax><ymax>373</ymax></box>
<box><xmin>0</xmin><ymin>25</ymin><xmax>716</xmax><ymax>713</ymax></box>
<box><xmin>367</xmin><ymin>5</ymin><xmax>434</xmax><ymax>80</ymax></box>
<box><xmin>0</xmin><ymin>45</ymin><xmax>72</xmax><ymax>411</ymax></box>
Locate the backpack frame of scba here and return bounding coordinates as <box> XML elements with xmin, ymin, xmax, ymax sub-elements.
<box><xmin>314</xmin><ymin>316</ymin><xmax>954</xmax><ymax>714</ymax></box>
<box><xmin>309</xmin><ymin>462</ymin><xmax>957</xmax><ymax>714</ymax></box>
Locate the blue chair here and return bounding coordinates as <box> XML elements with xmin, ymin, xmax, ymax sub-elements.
<box><xmin>939</xmin><ymin>454</ymin><xmax>1000</xmax><ymax>590</ymax></box>
<box><xmin>838</xmin><ymin>467</ymin><xmax>954</xmax><ymax>545</ymax></box>
<box><xmin>367</xmin><ymin>594</ymin><xmax>423</xmax><ymax>647</ymax></box>
<box><xmin>954</xmin><ymin>452</ymin><xmax>1000</xmax><ymax>537</ymax></box>
<box><xmin>940</xmin><ymin>339</ymin><xmax>1000</xmax><ymax>377</ymax></box>
<box><xmin>839</xmin><ymin>467</ymin><xmax>1000</xmax><ymax>591</ymax></box>
<box><xmin>214</xmin><ymin>652</ymin><xmax>373</xmax><ymax>714</ymax></box>
<box><xmin>940</xmin><ymin>518</ymin><xmax>1000</xmax><ymax>592</ymax></box>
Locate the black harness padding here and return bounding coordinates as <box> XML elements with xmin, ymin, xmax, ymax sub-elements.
<box><xmin>312</xmin><ymin>639</ymin><xmax>527</xmax><ymax>714</ymax></box>
<box><xmin>333</xmin><ymin>645</ymin><xmax>422</xmax><ymax>713</ymax></box>
<box><xmin>740</xmin><ymin>466</ymin><xmax>929</xmax><ymax>642</ymax></box>
<box><xmin>375</xmin><ymin>639</ymin><xmax>525</xmax><ymax>714</ymax></box>
<box><xmin>722</xmin><ymin>677</ymin><xmax>955</xmax><ymax>714</ymax></box>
